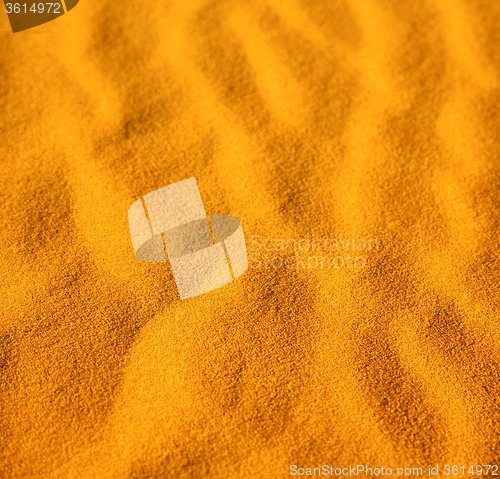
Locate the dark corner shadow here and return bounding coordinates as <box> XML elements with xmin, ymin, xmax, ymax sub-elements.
<box><xmin>3</xmin><ymin>0</ymin><xmax>79</xmax><ymax>33</ymax></box>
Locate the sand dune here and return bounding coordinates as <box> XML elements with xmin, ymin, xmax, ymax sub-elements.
<box><xmin>1</xmin><ymin>0</ymin><xmax>500</xmax><ymax>477</ymax></box>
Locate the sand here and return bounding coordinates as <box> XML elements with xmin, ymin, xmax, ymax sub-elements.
<box><xmin>1</xmin><ymin>0</ymin><xmax>500</xmax><ymax>477</ymax></box>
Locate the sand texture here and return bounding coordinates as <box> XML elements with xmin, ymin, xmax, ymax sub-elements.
<box><xmin>1</xmin><ymin>0</ymin><xmax>500</xmax><ymax>477</ymax></box>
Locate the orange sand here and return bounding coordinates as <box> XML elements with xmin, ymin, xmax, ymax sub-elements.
<box><xmin>1</xmin><ymin>0</ymin><xmax>500</xmax><ymax>477</ymax></box>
